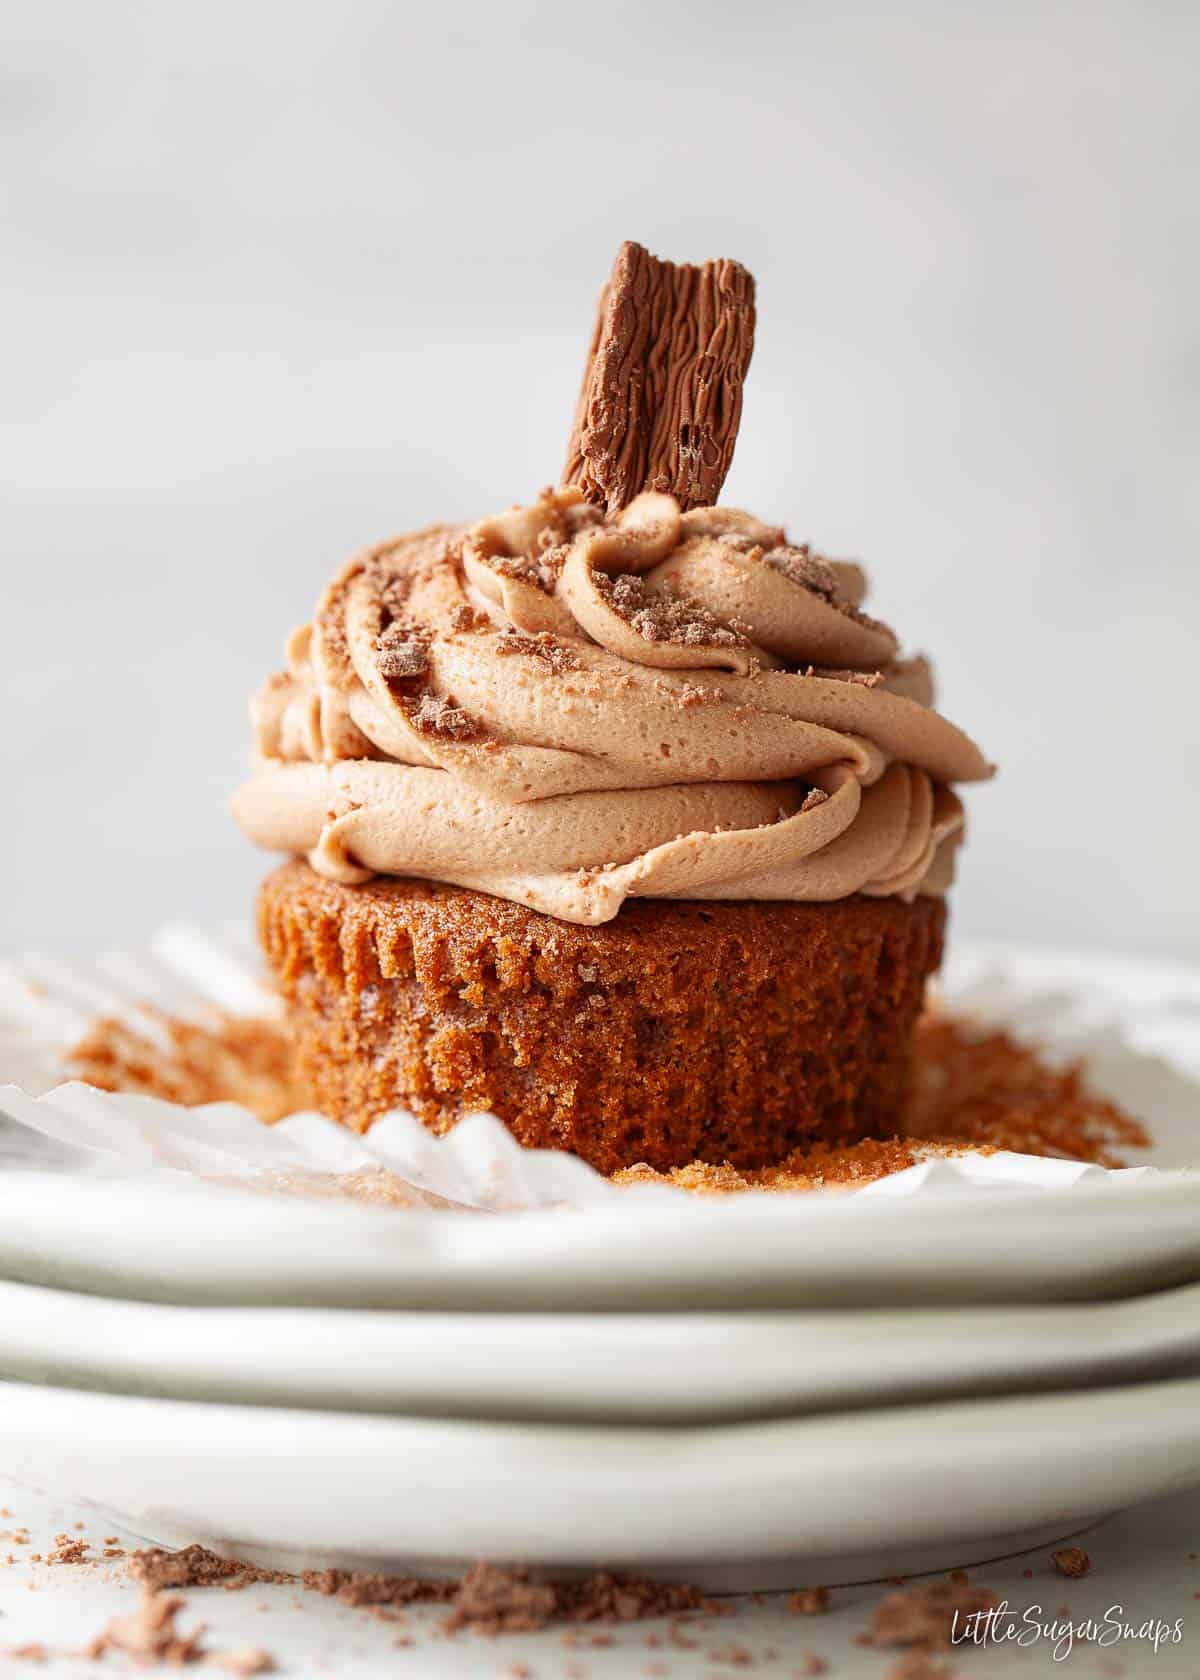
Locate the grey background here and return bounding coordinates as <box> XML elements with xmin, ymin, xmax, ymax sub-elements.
<box><xmin>3</xmin><ymin>1</ymin><xmax>1197</xmax><ymax>959</ymax></box>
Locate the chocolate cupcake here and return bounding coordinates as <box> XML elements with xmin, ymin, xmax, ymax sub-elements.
<box><xmin>233</xmin><ymin>242</ymin><xmax>992</xmax><ymax>1173</ymax></box>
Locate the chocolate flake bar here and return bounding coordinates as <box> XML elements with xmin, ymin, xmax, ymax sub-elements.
<box><xmin>564</xmin><ymin>240</ymin><xmax>755</xmax><ymax>513</ymax></box>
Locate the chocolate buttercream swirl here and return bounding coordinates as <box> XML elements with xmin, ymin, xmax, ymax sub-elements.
<box><xmin>233</xmin><ymin>489</ymin><xmax>993</xmax><ymax>924</ymax></box>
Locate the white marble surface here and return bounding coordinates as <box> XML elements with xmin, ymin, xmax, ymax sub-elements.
<box><xmin>0</xmin><ymin>1477</ymin><xmax>1196</xmax><ymax>1677</ymax></box>
<box><xmin>2</xmin><ymin>1</ymin><xmax>1198</xmax><ymax>961</ymax></box>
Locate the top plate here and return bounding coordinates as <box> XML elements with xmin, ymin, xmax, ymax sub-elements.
<box><xmin>0</xmin><ymin>934</ymin><xmax>1198</xmax><ymax>1311</ymax></box>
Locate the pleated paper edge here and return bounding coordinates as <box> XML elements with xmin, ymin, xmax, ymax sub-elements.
<box><xmin>1</xmin><ymin>925</ymin><xmax>1199</xmax><ymax>1213</ymax></box>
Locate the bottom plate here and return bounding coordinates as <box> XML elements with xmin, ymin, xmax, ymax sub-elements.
<box><xmin>2</xmin><ymin>1277</ymin><xmax>1200</xmax><ymax>1422</ymax></box>
<box><xmin>5</xmin><ymin>1375</ymin><xmax>1199</xmax><ymax>1591</ymax></box>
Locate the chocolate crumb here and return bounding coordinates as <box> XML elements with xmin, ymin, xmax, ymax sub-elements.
<box><xmin>560</xmin><ymin>1572</ymin><xmax>708</xmax><ymax>1624</ymax></box>
<box><xmin>67</xmin><ymin>1012</ymin><xmax>307</xmax><ymax>1126</ymax></box>
<box><xmin>448</xmin><ymin>602</ymin><xmax>491</xmax><ymax>632</ymax></box>
<box><xmin>486</xmin><ymin>549</ymin><xmax>561</xmax><ymax>593</ymax></box>
<box><xmin>884</xmin><ymin>1657</ymin><xmax>959</xmax><ymax>1680</ymax></box>
<box><xmin>46</xmin><ymin>1534</ymin><xmax>90</xmax><ymax>1566</ymax></box>
<box><xmin>124</xmin><ymin>1544</ymin><xmax>708</xmax><ymax>1639</ymax></box>
<box><xmin>444</xmin><ymin>1563</ymin><xmax>557</xmax><ymax>1636</ymax></box>
<box><xmin>212</xmin><ymin>1650</ymin><xmax>275</xmax><ymax>1677</ymax></box>
<box><xmin>408</xmin><ymin>692</ymin><xmax>484</xmax><ymax>741</ymax></box>
<box><xmin>1052</xmin><ymin>1547</ymin><xmax>1092</xmax><ymax>1579</ymax></box>
<box><xmin>87</xmin><ymin>1586</ymin><xmax>207</xmax><ymax>1666</ymax></box>
<box><xmin>904</xmin><ymin>1017</ymin><xmax>1148</xmax><ymax>1167</ymax></box>
<box><xmin>129</xmin><ymin>1544</ymin><xmax>287</xmax><ymax>1593</ymax></box>
<box><xmin>83</xmin><ymin>1583</ymin><xmax>277</xmax><ymax>1675</ymax></box>
<box><xmin>594</xmin><ymin>570</ymin><xmax>743</xmax><ymax>648</ymax></box>
<box><xmin>764</xmin><ymin>545</ymin><xmax>839</xmax><ymax>602</ymax></box>
<box><xmin>494</xmin><ymin>628</ymin><xmax>581</xmax><ymax>673</ymax></box>
<box><xmin>787</xmin><ymin>1587</ymin><xmax>830</xmax><ymax>1615</ymax></box>
<box><xmin>668</xmin><ymin>679</ymin><xmax>725</xmax><ymax>708</ymax></box>
<box><xmin>375</xmin><ymin>622</ymin><xmax>431</xmax><ymax>682</ymax></box>
<box><xmin>799</xmin><ymin>789</ymin><xmax>830</xmax><ymax>814</ymax></box>
<box><xmin>805</xmin><ymin>665</ymin><xmax>886</xmax><ymax>687</ymax></box>
<box><xmin>360</xmin><ymin>556</ymin><xmax>414</xmax><ymax>623</ymax></box>
<box><xmin>298</xmin><ymin>1567</ymin><xmax>454</xmax><ymax>1609</ymax></box>
<box><xmin>864</xmin><ymin>1579</ymin><xmax>1000</xmax><ymax>1650</ymax></box>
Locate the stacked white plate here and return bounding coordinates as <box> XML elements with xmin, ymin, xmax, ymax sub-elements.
<box><xmin>1</xmin><ymin>931</ymin><xmax>1199</xmax><ymax>1588</ymax></box>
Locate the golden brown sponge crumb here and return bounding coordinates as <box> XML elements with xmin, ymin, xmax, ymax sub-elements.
<box><xmin>257</xmin><ymin>861</ymin><xmax>946</xmax><ymax>1174</ymax></box>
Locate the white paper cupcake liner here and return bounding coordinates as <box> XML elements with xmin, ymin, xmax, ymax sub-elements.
<box><xmin>1</xmin><ymin>926</ymin><xmax>1198</xmax><ymax>1213</ymax></box>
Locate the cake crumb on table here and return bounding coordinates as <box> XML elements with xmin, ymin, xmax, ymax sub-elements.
<box><xmin>85</xmin><ymin>1587</ymin><xmax>208</xmax><ymax>1666</ymax></box>
<box><xmin>862</xmin><ymin>1577</ymin><xmax>1001</xmax><ymax>1650</ymax></box>
<box><xmin>129</xmin><ymin>1543</ymin><xmax>288</xmax><ymax>1593</ymax></box>
<box><xmin>884</xmin><ymin>1656</ymin><xmax>960</xmax><ymax>1680</ymax></box>
<box><xmin>708</xmin><ymin>1639</ymin><xmax>755</xmax><ymax>1665</ymax></box>
<box><xmin>442</xmin><ymin>1564</ymin><xmax>558</xmax><ymax>1636</ymax></box>
<box><xmin>1052</xmin><ymin>1545</ymin><xmax>1092</xmax><ymax>1578</ymax></box>
<box><xmin>61</xmin><ymin>1582</ymin><xmax>280</xmax><ymax>1674</ymax></box>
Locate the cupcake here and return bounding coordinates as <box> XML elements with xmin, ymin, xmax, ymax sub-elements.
<box><xmin>233</xmin><ymin>241</ymin><xmax>992</xmax><ymax>1174</ymax></box>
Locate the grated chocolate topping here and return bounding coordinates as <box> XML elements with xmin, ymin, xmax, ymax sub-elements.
<box><xmin>407</xmin><ymin>693</ymin><xmax>484</xmax><ymax>741</ymax></box>
<box><xmin>447</xmin><ymin>602</ymin><xmax>491</xmax><ymax>632</ymax></box>
<box><xmin>494</xmin><ymin>628</ymin><xmax>581</xmax><ymax>673</ymax></box>
<box><xmin>804</xmin><ymin>665</ymin><xmax>885</xmax><ymax>687</ymax></box>
<box><xmin>595</xmin><ymin>571</ymin><xmax>744</xmax><ymax>648</ymax></box>
<box><xmin>486</xmin><ymin>550</ymin><xmax>561</xmax><ymax>594</ymax></box>
<box><xmin>375</xmin><ymin>621</ymin><xmax>431</xmax><ymax>682</ymax></box>
<box><xmin>763</xmin><ymin>544</ymin><xmax>840</xmax><ymax>602</ymax></box>
<box><xmin>362</xmin><ymin>555</ymin><xmax>417</xmax><ymax>623</ymax></box>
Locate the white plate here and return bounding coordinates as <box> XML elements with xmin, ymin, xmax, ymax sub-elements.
<box><xmin>2</xmin><ymin>1276</ymin><xmax>1200</xmax><ymax>1423</ymax></box>
<box><xmin>5</xmin><ymin>1375</ymin><xmax>1200</xmax><ymax>1589</ymax></box>
<box><xmin>1</xmin><ymin>936</ymin><xmax>1199</xmax><ymax>1311</ymax></box>
<box><xmin>2</xmin><ymin>1153</ymin><xmax>1200</xmax><ymax>1310</ymax></box>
